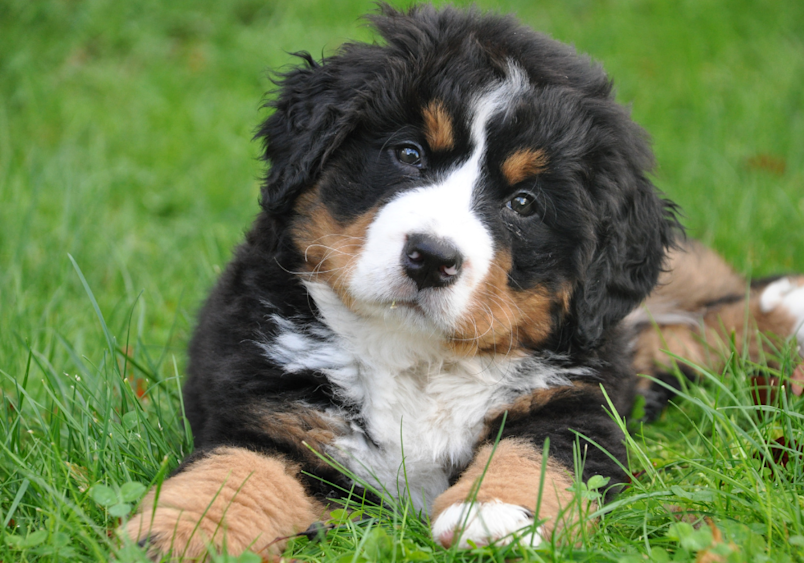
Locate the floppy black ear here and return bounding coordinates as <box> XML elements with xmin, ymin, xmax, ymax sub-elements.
<box><xmin>569</xmin><ymin>110</ymin><xmax>681</xmax><ymax>351</ymax></box>
<box><xmin>255</xmin><ymin>52</ymin><xmax>365</xmax><ymax>216</ymax></box>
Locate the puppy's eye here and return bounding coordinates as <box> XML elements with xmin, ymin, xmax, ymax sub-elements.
<box><xmin>507</xmin><ymin>192</ymin><xmax>538</xmax><ymax>217</ymax></box>
<box><xmin>395</xmin><ymin>145</ymin><xmax>423</xmax><ymax>167</ymax></box>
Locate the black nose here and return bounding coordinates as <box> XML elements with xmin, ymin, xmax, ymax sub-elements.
<box><xmin>402</xmin><ymin>233</ymin><xmax>463</xmax><ymax>290</ymax></box>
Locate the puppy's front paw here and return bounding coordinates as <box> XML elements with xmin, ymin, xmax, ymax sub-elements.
<box><xmin>760</xmin><ymin>277</ymin><xmax>804</xmax><ymax>347</ymax></box>
<box><xmin>431</xmin><ymin>501</ymin><xmax>543</xmax><ymax>549</ymax></box>
<box><xmin>126</xmin><ymin>511</ymin><xmax>215</xmax><ymax>561</ymax></box>
<box><xmin>124</xmin><ymin>447</ymin><xmax>321</xmax><ymax>561</ymax></box>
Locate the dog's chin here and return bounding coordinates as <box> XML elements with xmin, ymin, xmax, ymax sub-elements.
<box><xmin>344</xmin><ymin>288</ymin><xmax>466</xmax><ymax>339</ymax></box>
<box><xmin>351</xmin><ymin>296</ymin><xmax>453</xmax><ymax>335</ymax></box>
<box><xmin>340</xmin><ymin>274</ymin><xmax>466</xmax><ymax>335</ymax></box>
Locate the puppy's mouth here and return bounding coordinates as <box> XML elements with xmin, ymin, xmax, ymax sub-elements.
<box><xmin>358</xmin><ymin>281</ymin><xmax>467</xmax><ymax>334</ymax></box>
<box><xmin>383</xmin><ymin>296</ymin><xmax>452</xmax><ymax>321</ymax></box>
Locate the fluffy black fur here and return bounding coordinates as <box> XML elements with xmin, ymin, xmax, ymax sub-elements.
<box><xmin>184</xmin><ymin>4</ymin><xmax>679</xmax><ymax>499</ymax></box>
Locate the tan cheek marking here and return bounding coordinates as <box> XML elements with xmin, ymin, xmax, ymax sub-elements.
<box><xmin>431</xmin><ymin>439</ymin><xmax>581</xmax><ymax>538</ymax></box>
<box><xmin>501</xmin><ymin>148</ymin><xmax>548</xmax><ymax>186</ymax></box>
<box><xmin>516</xmin><ymin>285</ymin><xmax>563</xmax><ymax>345</ymax></box>
<box><xmin>422</xmin><ymin>100</ymin><xmax>455</xmax><ymax>152</ymax></box>
<box><xmin>292</xmin><ymin>187</ymin><xmax>376</xmax><ymax>309</ymax></box>
<box><xmin>126</xmin><ymin>447</ymin><xmax>324</xmax><ymax>559</ymax></box>
<box><xmin>451</xmin><ymin>251</ymin><xmax>558</xmax><ymax>355</ymax></box>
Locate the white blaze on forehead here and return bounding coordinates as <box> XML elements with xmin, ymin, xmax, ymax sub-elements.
<box><xmin>347</xmin><ymin>63</ymin><xmax>531</xmax><ymax>331</ymax></box>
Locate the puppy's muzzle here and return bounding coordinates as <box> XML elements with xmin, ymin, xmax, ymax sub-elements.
<box><xmin>402</xmin><ymin>233</ymin><xmax>463</xmax><ymax>290</ymax></box>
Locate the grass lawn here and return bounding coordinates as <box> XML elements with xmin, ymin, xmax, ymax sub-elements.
<box><xmin>2</xmin><ymin>0</ymin><xmax>804</xmax><ymax>561</ymax></box>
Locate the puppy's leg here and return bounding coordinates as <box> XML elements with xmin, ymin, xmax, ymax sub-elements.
<box><xmin>431</xmin><ymin>439</ymin><xmax>575</xmax><ymax>549</ymax></box>
<box><xmin>758</xmin><ymin>276</ymin><xmax>804</xmax><ymax>349</ymax></box>
<box><xmin>431</xmin><ymin>385</ymin><xmax>626</xmax><ymax>549</ymax></box>
<box><xmin>634</xmin><ymin>277</ymin><xmax>804</xmax><ymax>376</ymax></box>
<box><xmin>631</xmin><ymin>241</ymin><xmax>804</xmax><ymax>414</ymax></box>
<box><xmin>126</xmin><ymin>446</ymin><xmax>322</xmax><ymax>561</ymax></box>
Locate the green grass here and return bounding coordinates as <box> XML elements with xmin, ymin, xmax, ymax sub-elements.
<box><xmin>1</xmin><ymin>0</ymin><xmax>803</xmax><ymax>560</ymax></box>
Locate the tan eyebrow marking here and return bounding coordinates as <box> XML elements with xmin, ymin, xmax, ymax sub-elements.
<box><xmin>501</xmin><ymin>148</ymin><xmax>549</xmax><ymax>185</ymax></box>
<box><xmin>422</xmin><ymin>100</ymin><xmax>455</xmax><ymax>151</ymax></box>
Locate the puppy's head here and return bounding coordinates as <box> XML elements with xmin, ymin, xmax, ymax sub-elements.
<box><xmin>257</xmin><ymin>5</ymin><xmax>679</xmax><ymax>354</ymax></box>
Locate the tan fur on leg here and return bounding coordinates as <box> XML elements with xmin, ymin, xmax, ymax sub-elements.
<box><xmin>432</xmin><ymin>439</ymin><xmax>578</xmax><ymax>538</ymax></box>
<box><xmin>702</xmin><ymin>287</ymin><xmax>799</xmax><ymax>358</ymax></box>
<box><xmin>631</xmin><ymin>240</ymin><xmax>801</xmax><ymax>378</ymax></box>
<box><xmin>633</xmin><ymin>288</ymin><xmax>800</xmax><ymax>378</ymax></box>
<box><xmin>126</xmin><ymin>447</ymin><xmax>323</xmax><ymax>561</ymax></box>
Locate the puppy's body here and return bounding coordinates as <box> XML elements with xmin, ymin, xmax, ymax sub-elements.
<box><xmin>128</xmin><ymin>5</ymin><xmax>804</xmax><ymax>558</ymax></box>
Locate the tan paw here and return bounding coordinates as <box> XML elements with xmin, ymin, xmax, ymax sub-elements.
<box><xmin>124</xmin><ymin>447</ymin><xmax>321</xmax><ymax>561</ymax></box>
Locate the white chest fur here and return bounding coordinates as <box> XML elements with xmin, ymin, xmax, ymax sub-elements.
<box><xmin>258</xmin><ymin>283</ymin><xmax>580</xmax><ymax>513</ymax></box>
<box><xmin>327</xmin><ymin>346</ymin><xmax>528</xmax><ymax>513</ymax></box>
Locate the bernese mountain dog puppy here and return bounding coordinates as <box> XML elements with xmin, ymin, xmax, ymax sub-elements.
<box><xmin>127</xmin><ymin>4</ymin><xmax>804</xmax><ymax>559</ymax></box>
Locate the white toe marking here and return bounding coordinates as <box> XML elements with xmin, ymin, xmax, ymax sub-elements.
<box><xmin>431</xmin><ymin>501</ymin><xmax>543</xmax><ymax>549</ymax></box>
<box><xmin>760</xmin><ymin>277</ymin><xmax>804</xmax><ymax>348</ymax></box>
<box><xmin>760</xmin><ymin>278</ymin><xmax>794</xmax><ymax>313</ymax></box>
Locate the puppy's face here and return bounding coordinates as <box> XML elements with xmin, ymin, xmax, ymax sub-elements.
<box><xmin>262</xmin><ymin>6</ymin><xmax>677</xmax><ymax>354</ymax></box>
<box><xmin>292</xmin><ymin>66</ymin><xmax>576</xmax><ymax>353</ymax></box>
